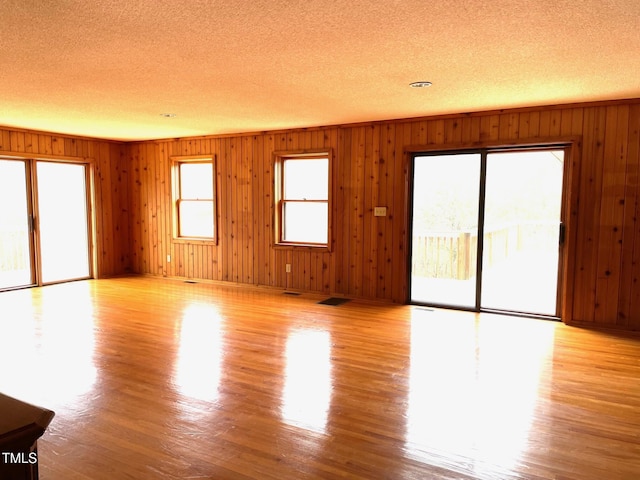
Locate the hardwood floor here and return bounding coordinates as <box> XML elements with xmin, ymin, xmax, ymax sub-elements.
<box><xmin>1</xmin><ymin>276</ymin><xmax>639</xmax><ymax>479</ymax></box>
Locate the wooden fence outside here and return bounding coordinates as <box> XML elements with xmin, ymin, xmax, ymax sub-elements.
<box><xmin>0</xmin><ymin>231</ymin><xmax>30</xmax><ymax>271</ymax></box>
<box><xmin>412</xmin><ymin>222</ymin><xmax>558</xmax><ymax>280</ymax></box>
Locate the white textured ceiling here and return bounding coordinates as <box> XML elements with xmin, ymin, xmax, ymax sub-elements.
<box><xmin>1</xmin><ymin>0</ymin><xmax>639</xmax><ymax>141</ymax></box>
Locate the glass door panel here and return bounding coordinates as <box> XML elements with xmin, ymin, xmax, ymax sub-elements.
<box><xmin>0</xmin><ymin>160</ymin><xmax>33</xmax><ymax>289</ymax></box>
<box><xmin>410</xmin><ymin>153</ymin><xmax>481</xmax><ymax>308</ymax></box>
<box><xmin>480</xmin><ymin>151</ymin><xmax>564</xmax><ymax>315</ymax></box>
<box><xmin>37</xmin><ymin>161</ymin><xmax>91</xmax><ymax>283</ymax></box>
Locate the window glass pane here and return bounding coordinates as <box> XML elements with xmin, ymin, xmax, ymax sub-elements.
<box><xmin>284</xmin><ymin>159</ymin><xmax>328</xmax><ymax>200</ymax></box>
<box><xmin>37</xmin><ymin>161</ymin><xmax>90</xmax><ymax>283</ymax></box>
<box><xmin>283</xmin><ymin>202</ymin><xmax>328</xmax><ymax>244</ymax></box>
<box><xmin>481</xmin><ymin>150</ymin><xmax>563</xmax><ymax>315</ymax></box>
<box><xmin>179</xmin><ymin>201</ymin><xmax>214</xmax><ymax>238</ymax></box>
<box><xmin>180</xmin><ymin>163</ymin><xmax>213</xmax><ymax>199</ymax></box>
<box><xmin>0</xmin><ymin>160</ymin><xmax>32</xmax><ymax>288</ymax></box>
<box><xmin>410</xmin><ymin>153</ymin><xmax>480</xmax><ymax>308</ymax></box>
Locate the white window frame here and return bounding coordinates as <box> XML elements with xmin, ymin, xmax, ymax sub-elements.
<box><xmin>274</xmin><ymin>150</ymin><xmax>332</xmax><ymax>249</ymax></box>
<box><xmin>171</xmin><ymin>155</ymin><xmax>216</xmax><ymax>243</ymax></box>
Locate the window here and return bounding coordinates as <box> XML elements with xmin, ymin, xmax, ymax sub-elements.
<box><xmin>275</xmin><ymin>151</ymin><xmax>330</xmax><ymax>247</ymax></box>
<box><xmin>172</xmin><ymin>156</ymin><xmax>215</xmax><ymax>241</ymax></box>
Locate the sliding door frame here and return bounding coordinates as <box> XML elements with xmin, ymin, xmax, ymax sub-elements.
<box><xmin>406</xmin><ymin>137</ymin><xmax>580</xmax><ymax>322</ymax></box>
<box><xmin>0</xmin><ymin>157</ymin><xmax>38</xmax><ymax>289</ymax></box>
<box><xmin>34</xmin><ymin>158</ymin><xmax>95</xmax><ymax>286</ymax></box>
<box><xmin>0</xmin><ymin>154</ymin><xmax>96</xmax><ymax>290</ymax></box>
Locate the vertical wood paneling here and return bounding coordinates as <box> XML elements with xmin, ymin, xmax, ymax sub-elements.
<box><xmin>539</xmin><ymin>110</ymin><xmax>552</xmax><ymax>137</ymax></box>
<box><xmin>0</xmin><ymin>127</ymin><xmax>129</xmax><ymax>279</ymax></box>
<box><xmin>24</xmin><ymin>133</ymin><xmax>36</xmax><ymax>153</ymax></box>
<box><xmin>112</xmin><ymin>143</ymin><xmax>129</xmax><ymax>274</ymax></box>
<box><xmin>518</xmin><ymin>112</ymin><xmax>531</xmax><ymax>138</ymax></box>
<box><xmin>38</xmin><ymin>135</ymin><xmax>52</xmax><ymax>155</ymax></box>
<box><xmin>264</xmin><ymin>134</ymin><xmax>276</xmax><ymax>287</ymax></box>
<box><xmin>572</xmin><ymin>107</ymin><xmax>604</xmax><ymax>323</ymax></box>
<box><xmin>148</xmin><ymin>142</ymin><xmax>159</xmax><ymax>277</ymax></box>
<box><xmin>231</xmin><ymin>137</ymin><xmax>241</xmax><ymax>283</ymax></box>
<box><xmin>221</xmin><ymin>138</ymin><xmax>232</xmax><ymax>282</ymax></box>
<box><xmin>10</xmin><ymin>131</ymin><xmax>25</xmax><ymax>152</ymax></box>
<box><xmin>628</xmin><ymin>106</ymin><xmax>640</xmax><ymax>325</ymax></box>
<box><xmin>96</xmin><ymin>142</ymin><xmax>114</xmax><ymax>276</ymax></box>
<box><xmin>618</xmin><ymin>103</ymin><xmax>640</xmax><ymax>328</ymax></box>
<box><xmin>243</xmin><ymin>136</ymin><xmax>254</xmax><ymax>285</ymax></box>
<box><xmin>595</xmin><ymin>106</ymin><xmax>627</xmax><ymax>325</ymax></box>
<box><xmin>362</xmin><ymin>126</ymin><xmax>374</xmax><ymax>298</ymax></box>
<box><xmin>391</xmin><ymin>123</ymin><xmax>411</xmax><ymax>303</ymax></box>
<box><xmin>119</xmin><ymin>100</ymin><xmax>640</xmax><ymax>330</ymax></box>
<box><xmin>51</xmin><ymin>136</ymin><xmax>64</xmax><ymax>156</ymax></box>
<box><xmin>350</xmin><ymin>127</ymin><xmax>366</xmax><ymax>297</ymax></box>
<box><xmin>367</xmin><ymin>125</ymin><xmax>381</xmax><ymax>299</ymax></box>
<box><xmin>323</xmin><ymin>129</ymin><xmax>338</xmax><ymax>294</ymax></box>
<box><xmin>158</xmin><ymin>143</ymin><xmax>170</xmax><ymax>277</ymax></box>
<box><xmin>378</xmin><ymin>123</ymin><xmax>395</xmax><ymax>299</ymax></box>
<box><xmin>444</xmin><ymin>117</ymin><xmax>461</xmax><ymax>144</ymax></box>
<box><xmin>252</xmin><ymin>135</ymin><xmax>263</xmax><ymax>286</ymax></box>
<box><xmin>5</xmin><ymin>100</ymin><xmax>640</xmax><ymax>332</ymax></box>
<box><xmin>142</xmin><ymin>143</ymin><xmax>152</xmax><ymax>276</ymax></box>
<box><xmin>0</xmin><ymin>131</ymin><xmax>11</xmax><ymax>150</ymax></box>
<box><xmin>130</xmin><ymin>145</ymin><xmax>141</xmax><ymax>273</ymax></box>
<box><xmin>335</xmin><ymin>128</ymin><xmax>352</xmax><ymax>295</ymax></box>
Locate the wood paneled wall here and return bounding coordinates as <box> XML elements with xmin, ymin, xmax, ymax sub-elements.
<box><xmin>4</xmin><ymin>99</ymin><xmax>638</xmax><ymax>331</ymax></box>
<box><xmin>0</xmin><ymin>128</ymin><xmax>129</xmax><ymax>278</ymax></box>
<box><xmin>126</xmin><ymin>99</ymin><xmax>640</xmax><ymax>330</ymax></box>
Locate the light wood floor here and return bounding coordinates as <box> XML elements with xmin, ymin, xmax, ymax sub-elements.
<box><xmin>1</xmin><ymin>277</ymin><xmax>639</xmax><ymax>479</ymax></box>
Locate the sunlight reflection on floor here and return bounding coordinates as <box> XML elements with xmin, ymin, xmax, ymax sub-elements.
<box><xmin>282</xmin><ymin>329</ymin><xmax>332</xmax><ymax>434</ymax></box>
<box><xmin>406</xmin><ymin>309</ymin><xmax>555</xmax><ymax>477</ymax></box>
<box><xmin>173</xmin><ymin>303</ymin><xmax>225</xmax><ymax>402</ymax></box>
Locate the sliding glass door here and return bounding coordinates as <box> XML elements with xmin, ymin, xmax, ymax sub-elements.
<box><xmin>410</xmin><ymin>153</ymin><xmax>481</xmax><ymax>309</ymax></box>
<box><xmin>0</xmin><ymin>158</ymin><xmax>92</xmax><ymax>290</ymax></box>
<box><xmin>0</xmin><ymin>159</ymin><xmax>34</xmax><ymax>289</ymax></box>
<box><xmin>410</xmin><ymin>148</ymin><xmax>565</xmax><ymax>317</ymax></box>
<box><xmin>480</xmin><ymin>151</ymin><xmax>564</xmax><ymax>315</ymax></box>
<box><xmin>37</xmin><ymin>161</ymin><xmax>91</xmax><ymax>284</ymax></box>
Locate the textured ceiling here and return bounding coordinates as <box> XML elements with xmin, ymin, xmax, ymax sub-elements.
<box><xmin>1</xmin><ymin>0</ymin><xmax>639</xmax><ymax>141</ymax></box>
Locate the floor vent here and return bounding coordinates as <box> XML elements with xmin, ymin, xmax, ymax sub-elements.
<box><xmin>318</xmin><ymin>297</ymin><xmax>350</xmax><ymax>306</ymax></box>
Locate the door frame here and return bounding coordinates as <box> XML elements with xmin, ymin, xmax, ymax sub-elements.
<box><xmin>0</xmin><ymin>154</ymin><xmax>96</xmax><ymax>290</ymax></box>
<box><xmin>405</xmin><ymin>137</ymin><xmax>580</xmax><ymax>322</ymax></box>
<box><xmin>0</xmin><ymin>157</ymin><xmax>38</xmax><ymax>289</ymax></box>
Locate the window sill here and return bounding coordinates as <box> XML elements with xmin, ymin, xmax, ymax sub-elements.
<box><xmin>172</xmin><ymin>237</ymin><xmax>217</xmax><ymax>246</ymax></box>
<box><xmin>274</xmin><ymin>242</ymin><xmax>330</xmax><ymax>252</ymax></box>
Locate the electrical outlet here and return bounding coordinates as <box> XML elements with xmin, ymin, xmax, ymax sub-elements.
<box><xmin>285</xmin><ymin>263</ymin><xmax>291</xmax><ymax>273</ymax></box>
<box><xmin>374</xmin><ymin>206</ymin><xmax>387</xmax><ymax>217</ymax></box>
<box><xmin>167</xmin><ymin>255</ymin><xmax>171</xmax><ymax>263</ymax></box>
